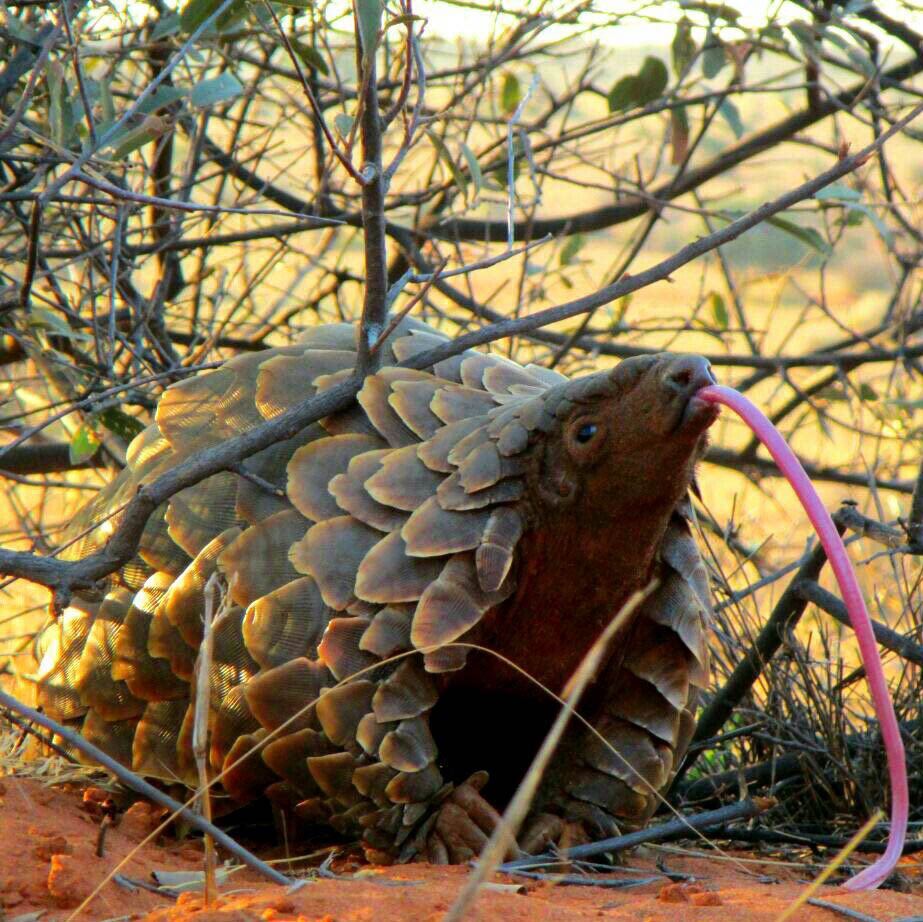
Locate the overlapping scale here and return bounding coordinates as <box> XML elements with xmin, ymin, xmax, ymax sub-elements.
<box><xmin>161</xmin><ymin>528</ymin><xmax>241</xmax><ymax>647</ymax></box>
<box><xmin>242</xmin><ymin>577</ymin><xmax>332</xmax><ymax>669</ymax></box>
<box><xmin>112</xmin><ymin>572</ymin><xmax>188</xmax><ymax>701</ymax></box>
<box><xmin>355</xmin><ymin>530</ymin><xmax>445</xmax><ymax>603</ymax></box>
<box><xmin>287</xmin><ymin>434</ymin><xmax>386</xmax><ymax>522</ymax></box>
<box><xmin>364</xmin><ymin>444</ymin><xmax>443</xmax><ymax>512</ymax></box>
<box><xmin>401</xmin><ymin>497</ymin><xmax>491</xmax><ymax>557</ymax></box>
<box><xmin>357</xmin><ymin>375</ymin><xmax>419</xmax><ymax>447</ymax></box>
<box><xmin>316</xmin><ymin>680</ymin><xmax>376</xmax><ymax>747</ymax></box>
<box><xmin>217</xmin><ymin>509</ymin><xmax>309</xmax><ymax>608</ymax></box>
<box><xmin>317</xmin><ymin>616</ymin><xmax>380</xmax><ymax>681</ymax></box>
<box><xmin>410</xmin><ymin>552</ymin><xmax>511</xmax><ymax>651</ymax></box>
<box><xmin>358</xmin><ymin>605</ymin><xmax>413</xmax><ymax>658</ymax></box>
<box><xmin>132</xmin><ymin>699</ymin><xmax>191</xmax><ymax>781</ymax></box>
<box><xmin>430</xmin><ymin>385</ymin><xmax>498</xmax><ymax>424</ymax></box>
<box><xmin>166</xmin><ymin>472</ymin><xmax>241</xmax><ymax>557</ymax></box>
<box><xmin>290</xmin><ymin>516</ymin><xmax>385</xmax><ymax>611</ymax></box>
<box><xmin>244</xmin><ymin>657</ymin><xmax>330</xmax><ymax>733</ymax></box>
<box><xmin>329</xmin><ymin>450</ymin><xmax>407</xmax><ymax>532</ymax></box>
<box><xmin>73</xmin><ymin>588</ymin><xmax>146</xmax><ymax>721</ymax></box>
<box><xmin>11</xmin><ymin>318</ymin><xmax>714</xmax><ymax>865</ymax></box>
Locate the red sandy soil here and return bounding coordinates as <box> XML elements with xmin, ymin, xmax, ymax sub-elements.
<box><xmin>1</xmin><ymin>774</ymin><xmax>920</xmax><ymax>922</ymax></box>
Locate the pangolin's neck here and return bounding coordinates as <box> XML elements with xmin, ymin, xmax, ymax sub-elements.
<box><xmin>465</xmin><ymin>499</ymin><xmax>674</xmax><ymax>697</ymax></box>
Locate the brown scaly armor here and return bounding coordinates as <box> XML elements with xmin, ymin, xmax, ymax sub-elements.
<box><xmin>7</xmin><ymin>318</ymin><xmax>716</xmax><ymax>862</ymax></box>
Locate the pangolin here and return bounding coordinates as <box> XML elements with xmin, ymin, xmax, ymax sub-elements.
<box><xmin>8</xmin><ymin>318</ymin><xmax>717</xmax><ymax>862</ymax></box>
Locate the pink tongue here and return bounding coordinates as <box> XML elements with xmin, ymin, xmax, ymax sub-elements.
<box><xmin>698</xmin><ymin>385</ymin><xmax>908</xmax><ymax>890</ymax></box>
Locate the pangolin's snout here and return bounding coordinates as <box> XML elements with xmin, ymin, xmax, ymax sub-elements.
<box><xmin>660</xmin><ymin>354</ymin><xmax>720</xmax><ymax>433</ymax></box>
<box><xmin>662</xmin><ymin>354</ymin><xmax>716</xmax><ymax>398</ymax></box>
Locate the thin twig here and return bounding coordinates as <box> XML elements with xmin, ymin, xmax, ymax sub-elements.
<box><xmin>500</xmin><ymin>798</ymin><xmax>775</xmax><ymax>871</ymax></box>
<box><xmin>796</xmin><ymin>581</ymin><xmax>923</xmax><ymax>668</ymax></box>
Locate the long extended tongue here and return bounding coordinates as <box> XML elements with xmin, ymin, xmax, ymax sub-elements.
<box><xmin>698</xmin><ymin>384</ymin><xmax>908</xmax><ymax>890</ymax></box>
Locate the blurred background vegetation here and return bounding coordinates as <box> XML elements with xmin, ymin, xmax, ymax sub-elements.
<box><xmin>1</xmin><ymin>0</ymin><xmax>922</xmax><ymax>863</ymax></box>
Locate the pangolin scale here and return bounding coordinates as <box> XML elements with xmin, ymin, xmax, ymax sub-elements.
<box><xmin>6</xmin><ymin>318</ymin><xmax>717</xmax><ymax>861</ymax></box>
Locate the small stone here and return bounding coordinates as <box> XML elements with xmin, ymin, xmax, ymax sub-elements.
<box><xmin>82</xmin><ymin>787</ymin><xmax>110</xmax><ymax>815</ymax></box>
<box><xmin>176</xmin><ymin>891</ymin><xmax>203</xmax><ymax>909</ymax></box>
<box><xmin>691</xmin><ymin>891</ymin><xmax>722</xmax><ymax>906</ymax></box>
<box><xmin>1</xmin><ymin>890</ymin><xmax>23</xmax><ymax>908</ymax></box>
<box><xmin>657</xmin><ymin>883</ymin><xmax>690</xmax><ymax>903</ymax></box>
<box><xmin>33</xmin><ymin>834</ymin><xmax>72</xmax><ymax>861</ymax></box>
<box><xmin>120</xmin><ymin>801</ymin><xmax>155</xmax><ymax>838</ymax></box>
<box><xmin>48</xmin><ymin>853</ymin><xmax>92</xmax><ymax>907</ymax></box>
<box><xmin>270</xmin><ymin>898</ymin><xmax>296</xmax><ymax>913</ymax></box>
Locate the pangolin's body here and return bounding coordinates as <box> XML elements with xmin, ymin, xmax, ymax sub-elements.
<box><xmin>7</xmin><ymin>319</ymin><xmax>717</xmax><ymax>861</ymax></box>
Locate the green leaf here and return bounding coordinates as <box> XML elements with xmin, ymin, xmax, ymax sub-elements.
<box><xmin>766</xmin><ymin>216</ymin><xmax>829</xmax><ymax>254</ymax></box>
<box><xmin>150</xmin><ymin>13</ymin><xmax>180</xmax><ymax>40</ymax></box>
<box><xmin>385</xmin><ymin>13</ymin><xmax>425</xmax><ymax>30</ymax></box>
<box><xmin>69</xmin><ymin>424</ymin><xmax>101</xmax><ymax>465</ymax></box>
<box><xmin>858</xmin><ymin>383</ymin><xmax>878</xmax><ymax>403</ymax></box>
<box><xmin>180</xmin><ymin>0</ymin><xmax>223</xmax><ymax>34</ymax></box>
<box><xmin>815</xmin><ymin>183</ymin><xmax>861</xmax><ymax>202</ymax></box>
<box><xmin>459</xmin><ymin>143</ymin><xmax>483</xmax><ymax>204</ymax></box>
<box><xmin>99</xmin><ymin>77</ymin><xmax>116</xmax><ymax>123</ymax></box>
<box><xmin>5</xmin><ymin>13</ymin><xmax>42</xmax><ymax>43</ymax></box>
<box><xmin>501</xmin><ymin>72</ymin><xmax>521</xmax><ymax>114</ymax></box>
<box><xmin>844</xmin><ymin>203</ymin><xmax>893</xmax><ymax>245</ymax></box>
<box><xmin>28</xmin><ymin>309</ymin><xmax>92</xmax><ymax>342</ymax></box>
<box><xmin>672</xmin><ymin>18</ymin><xmax>696</xmax><ymax>76</ymax></box>
<box><xmin>608</xmin><ymin>57</ymin><xmax>667</xmax><ymax>112</ymax></box>
<box><xmin>670</xmin><ymin>105</ymin><xmax>690</xmax><ymax>164</ymax></box>
<box><xmin>718</xmin><ymin>98</ymin><xmax>743</xmax><ymax>138</ymax></box>
<box><xmin>191</xmin><ymin>72</ymin><xmax>243</xmax><ymax>108</ymax></box>
<box><xmin>607</xmin><ymin>75</ymin><xmax>639</xmax><ymax>113</ymax></box>
<box><xmin>107</xmin><ymin>115</ymin><xmax>167</xmax><ymax>160</ymax></box>
<box><xmin>292</xmin><ymin>40</ymin><xmax>329</xmax><ymax>76</ymax></box>
<box><xmin>98</xmin><ymin>407</ymin><xmax>146</xmax><ymax>443</ymax></box>
<box><xmin>334</xmin><ymin>113</ymin><xmax>354</xmax><ymax>138</ymax></box>
<box><xmin>559</xmin><ymin>234</ymin><xmax>586</xmax><ymax>267</ymax></box>
<box><xmin>137</xmin><ymin>86</ymin><xmax>188</xmax><ymax>115</ymax></box>
<box><xmin>356</xmin><ymin>0</ymin><xmax>382</xmax><ymax>59</ymax></box>
<box><xmin>47</xmin><ymin>60</ymin><xmax>66</xmax><ymax>147</ymax></box>
<box><xmin>635</xmin><ymin>56</ymin><xmax>668</xmax><ymax>105</ymax></box>
<box><xmin>680</xmin><ymin>2</ymin><xmax>739</xmax><ymax>22</ymax></box>
<box><xmin>844</xmin><ymin>43</ymin><xmax>876</xmax><ymax>77</ymax></box>
<box><xmin>702</xmin><ymin>42</ymin><xmax>726</xmax><ymax>78</ymax></box>
<box><xmin>215</xmin><ymin>0</ymin><xmax>250</xmax><ymax>33</ymax></box>
<box><xmin>426</xmin><ymin>130</ymin><xmax>468</xmax><ymax>204</ymax></box>
<box><xmin>787</xmin><ymin>21</ymin><xmax>820</xmax><ymax>65</ymax></box>
<box><xmin>709</xmin><ymin>291</ymin><xmax>728</xmax><ymax>329</ymax></box>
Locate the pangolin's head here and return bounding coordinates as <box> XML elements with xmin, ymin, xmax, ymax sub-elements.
<box><xmin>528</xmin><ymin>353</ymin><xmax>719</xmax><ymax>517</ymax></box>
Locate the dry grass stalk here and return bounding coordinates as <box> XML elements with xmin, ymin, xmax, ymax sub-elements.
<box><xmin>193</xmin><ymin>572</ymin><xmax>226</xmax><ymax>906</ymax></box>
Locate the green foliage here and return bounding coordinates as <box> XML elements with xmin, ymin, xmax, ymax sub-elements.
<box><xmin>69</xmin><ymin>424</ymin><xmax>101</xmax><ymax>465</ymax></box>
<box><xmin>607</xmin><ymin>56</ymin><xmax>668</xmax><ymax>113</ymax></box>
<box><xmin>709</xmin><ymin>291</ymin><xmax>728</xmax><ymax>329</ymax></box>
<box><xmin>292</xmin><ymin>40</ymin><xmax>330</xmax><ymax>76</ymax></box>
<box><xmin>355</xmin><ymin>0</ymin><xmax>382</xmax><ymax>59</ymax></box>
<box><xmin>672</xmin><ymin>17</ymin><xmax>697</xmax><ymax>76</ymax></box>
<box><xmin>191</xmin><ymin>72</ymin><xmax>244</xmax><ymax>108</ymax></box>
<box><xmin>501</xmin><ymin>72</ymin><xmax>521</xmax><ymax>114</ymax></box>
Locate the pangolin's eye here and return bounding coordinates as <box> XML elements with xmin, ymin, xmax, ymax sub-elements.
<box><xmin>575</xmin><ymin>423</ymin><xmax>598</xmax><ymax>444</ymax></box>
